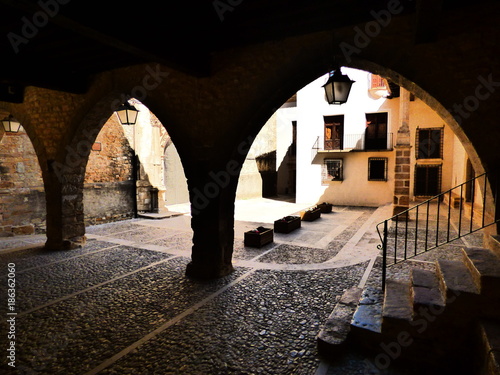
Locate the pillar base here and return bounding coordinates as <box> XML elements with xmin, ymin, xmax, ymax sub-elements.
<box><xmin>392</xmin><ymin>205</ymin><xmax>410</xmax><ymax>219</ymax></box>
<box><xmin>185</xmin><ymin>261</ymin><xmax>234</xmax><ymax>279</ymax></box>
<box><xmin>44</xmin><ymin>236</ymin><xmax>86</xmax><ymax>251</ymax></box>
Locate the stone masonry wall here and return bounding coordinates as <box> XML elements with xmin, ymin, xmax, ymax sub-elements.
<box><xmin>0</xmin><ymin>130</ymin><xmax>45</xmax><ymax>234</ymax></box>
<box><xmin>0</xmin><ymin>115</ymin><xmax>135</xmax><ymax>235</ymax></box>
<box><xmin>84</xmin><ymin>116</ymin><xmax>133</xmax><ymax>184</ymax></box>
<box><xmin>83</xmin><ymin>115</ymin><xmax>135</xmax><ymax>224</ymax></box>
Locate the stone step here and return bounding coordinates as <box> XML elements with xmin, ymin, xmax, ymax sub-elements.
<box><xmin>411</xmin><ymin>268</ymin><xmax>446</xmax><ymax>309</ymax></box>
<box><xmin>477</xmin><ymin>319</ymin><xmax>500</xmax><ymax>375</ymax></box>
<box><xmin>463</xmin><ymin>247</ymin><xmax>500</xmax><ymax>294</ymax></box>
<box><xmin>438</xmin><ymin>258</ymin><xmax>480</xmax><ymax>297</ymax></box>
<box><xmin>382</xmin><ymin>280</ymin><xmax>413</xmax><ymax>331</ymax></box>
<box><xmin>485</xmin><ymin>234</ymin><xmax>500</xmax><ymax>259</ymax></box>
<box><xmin>351</xmin><ymin>286</ymin><xmax>383</xmax><ymax>334</ymax></box>
<box><xmin>317</xmin><ymin>287</ymin><xmax>363</xmax><ymax>357</ymax></box>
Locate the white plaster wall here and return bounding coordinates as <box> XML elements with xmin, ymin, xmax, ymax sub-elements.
<box><xmin>276</xmin><ymin>107</ymin><xmax>297</xmax><ymax>195</ymax></box>
<box><xmin>163</xmin><ymin>142</ymin><xmax>189</xmax><ymax>205</ymax></box>
<box><xmin>295</xmin><ymin>68</ymin><xmax>397</xmax><ymax>206</ymax></box>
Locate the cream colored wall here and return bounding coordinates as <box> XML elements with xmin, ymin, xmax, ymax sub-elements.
<box><xmin>237</xmin><ymin>106</ymin><xmax>297</xmax><ymax>199</ymax></box>
<box><xmin>236</xmin><ymin>112</ymin><xmax>277</xmax><ymax>199</ymax></box>
<box><xmin>408</xmin><ymin>98</ymin><xmax>455</xmax><ymax>196</ymax></box>
<box><xmin>163</xmin><ymin>142</ymin><xmax>189</xmax><ymax>205</ymax></box>
<box><xmin>451</xmin><ymin>135</ymin><xmax>467</xmax><ymax>187</ymax></box>
<box><xmin>317</xmin><ymin>151</ymin><xmax>395</xmax><ymax>206</ymax></box>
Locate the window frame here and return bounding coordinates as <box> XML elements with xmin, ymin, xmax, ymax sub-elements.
<box><xmin>322</xmin><ymin>158</ymin><xmax>343</xmax><ymax>184</ymax></box>
<box><xmin>416</xmin><ymin>127</ymin><xmax>444</xmax><ymax>160</ymax></box>
<box><xmin>323</xmin><ymin>115</ymin><xmax>344</xmax><ymax>150</ymax></box>
<box><xmin>414</xmin><ymin>164</ymin><xmax>442</xmax><ymax>197</ymax></box>
<box><xmin>368</xmin><ymin>157</ymin><xmax>388</xmax><ymax>181</ymax></box>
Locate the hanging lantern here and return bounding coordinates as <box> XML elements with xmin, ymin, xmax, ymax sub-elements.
<box><xmin>1</xmin><ymin>114</ymin><xmax>22</xmax><ymax>133</ymax></box>
<box><xmin>322</xmin><ymin>68</ymin><xmax>355</xmax><ymax>105</ymax></box>
<box><xmin>115</xmin><ymin>102</ymin><xmax>139</xmax><ymax>125</ymax></box>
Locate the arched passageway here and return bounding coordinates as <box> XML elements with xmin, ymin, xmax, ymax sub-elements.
<box><xmin>0</xmin><ymin>112</ymin><xmax>46</xmax><ymax>237</ymax></box>
<box><xmin>1</xmin><ymin>1</ymin><xmax>498</xmax><ymax>280</ymax></box>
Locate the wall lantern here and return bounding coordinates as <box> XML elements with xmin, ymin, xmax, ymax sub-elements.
<box><xmin>322</xmin><ymin>68</ymin><xmax>355</xmax><ymax>105</ymax></box>
<box><xmin>1</xmin><ymin>114</ymin><xmax>22</xmax><ymax>133</ymax></box>
<box><xmin>115</xmin><ymin>102</ymin><xmax>139</xmax><ymax>125</ymax></box>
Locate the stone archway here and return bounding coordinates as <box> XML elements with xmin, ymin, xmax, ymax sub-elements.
<box><xmin>0</xmin><ymin>110</ymin><xmax>46</xmax><ymax>236</ymax></box>
<box><xmin>2</xmin><ymin>8</ymin><xmax>496</xmax><ymax>276</ymax></box>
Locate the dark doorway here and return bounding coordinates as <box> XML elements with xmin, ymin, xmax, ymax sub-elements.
<box><xmin>415</xmin><ymin>165</ymin><xmax>441</xmax><ymax>196</ymax></box>
<box><xmin>465</xmin><ymin>158</ymin><xmax>475</xmax><ymax>202</ymax></box>
<box><xmin>365</xmin><ymin>113</ymin><xmax>388</xmax><ymax>150</ymax></box>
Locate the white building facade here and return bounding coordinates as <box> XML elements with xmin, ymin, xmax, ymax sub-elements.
<box><xmin>263</xmin><ymin>67</ymin><xmax>472</xmax><ymax>208</ymax></box>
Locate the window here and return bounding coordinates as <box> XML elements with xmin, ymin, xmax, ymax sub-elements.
<box><xmin>368</xmin><ymin>158</ymin><xmax>388</xmax><ymax>181</ymax></box>
<box><xmin>414</xmin><ymin>164</ymin><xmax>442</xmax><ymax>196</ymax></box>
<box><xmin>322</xmin><ymin>158</ymin><xmax>343</xmax><ymax>183</ymax></box>
<box><xmin>370</xmin><ymin>74</ymin><xmax>387</xmax><ymax>89</ymax></box>
<box><xmin>416</xmin><ymin>127</ymin><xmax>443</xmax><ymax>159</ymax></box>
<box><xmin>324</xmin><ymin>115</ymin><xmax>344</xmax><ymax>150</ymax></box>
<box><xmin>365</xmin><ymin>113</ymin><xmax>388</xmax><ymax>150</ymax></box>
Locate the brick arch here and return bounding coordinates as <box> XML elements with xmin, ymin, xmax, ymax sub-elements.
<box><xmin>0</xmin><ymin>104</ymin><xmax>49</xmax><ymax>174</ymax></box>
<box><xmin>41</xmin><ymin>91</ymin><xmax>118</xmax><ymax>249</ymax></box>
<box><xmin>44</xmin><ymin>90</ymin><xmax>137</xmax><ymax>249</ymax></box>
<box><xmin>0</xmin><ymin>106</ymin><xmax>48</xmax><ymax>235</ymax></box>
<box><xmin>46</xmin><ymin>83</ymin><xmax>189</xmax><ymax>249</ymax></box>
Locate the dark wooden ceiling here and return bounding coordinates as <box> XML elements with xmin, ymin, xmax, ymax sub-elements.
<box><xmin>0</xmin><ymin>0</ymin><xmax>485</xmax><ymax>101</ymax></box>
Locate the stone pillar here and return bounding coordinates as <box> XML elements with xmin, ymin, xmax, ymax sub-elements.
<box><xmin>392</xmin><ymin>88</ymin><xmax>412</xmax><ymax>217</ymax></box>
<box><xmin>185</xmin><ymin>167</ymin><xmax>239</xmax><ymax>279</ymax></box>
<box><xmin>44</xmin><ymin>167</ymin><xmax>86</xmax><ymax>250</ymax></box>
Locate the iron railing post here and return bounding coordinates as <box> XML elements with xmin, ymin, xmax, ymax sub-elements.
<box><xmin>382</xmin><ymin>220</ymin><xmax>388</xmax><ymax>292</ymax></box>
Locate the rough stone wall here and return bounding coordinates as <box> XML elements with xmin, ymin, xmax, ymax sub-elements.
<box><xmin>0</xmin><ymin>130</ymin><xmax>45</xmax><ymax>234</ymax></box>
<box><xmin>84</xmin><ymin>116</ymin><xmax>133</xmax><ymax>184</ymax></box>
<box><xmin>83</xmin><ymin>181</ymin><xmax>134</xmax><ymax>225</ymax></box>
<box><xmin>0</xmin><ymin>113</ymin><xmax>135</xmax><ymax>235</ymax></box>
<box><xmin>83</xmin><ymin>115</ymin><xmax>134</xmax><ymax>224</ymax></box>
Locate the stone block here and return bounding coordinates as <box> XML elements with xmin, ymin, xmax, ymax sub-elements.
<box><xmin>396</xmin><ymin>157</ymin><xmax>410</xmax><ymax>164</ymax></box>
<box><xmin>12</xmin><ymin>224</ymin><xmax>35</xmax><ymax>235</ymax></box>
<box><xmin>399</xmin><ymin>196</ymin><xmax>410</xmax><ymax>206</ymax></box>
<box><xmin>395</xmin><ymin>187</ymin><xmax>409</xmax><ymax>195</ymax></box>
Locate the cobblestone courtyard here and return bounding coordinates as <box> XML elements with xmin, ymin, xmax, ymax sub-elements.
<box><xmin>0</xmin><ymin>199</ymin><xmax>483</xmax><ymax>374</ymax></box>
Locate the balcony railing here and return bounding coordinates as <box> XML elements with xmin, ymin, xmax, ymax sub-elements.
<box><xmin>323</xmin><ymin>133</ymin><xmax>393</xmax><ymax>151</ymax></box>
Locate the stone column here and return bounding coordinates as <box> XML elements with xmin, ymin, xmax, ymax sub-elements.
<box><xmin>44</xmin><ymin>166</ymin><xmax>86</xmax><ymax>250</ymax></box>
<box><xmin>392</xmin><ymin>88</ymin><xmax>412</xmax><ymax>217</ymax></box>
<box><xmin>185</xmin><ymin>164</ymin><xmax>240</xmax><ymax>279</ymax></box>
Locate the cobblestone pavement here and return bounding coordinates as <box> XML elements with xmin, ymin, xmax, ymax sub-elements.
<box><xmin>0</xmin><ymin>199</ymin><xmax>486</xmax><ymax>374</ymax></box>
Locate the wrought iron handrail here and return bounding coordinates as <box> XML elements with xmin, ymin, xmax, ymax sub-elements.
<box><xmin>322</xmin><ymin>133</ymin><xmax>394</xmax><ymax>151</ymax></box>
<box><xmin>377</xmin><ymin>172</ymin><xmax>499</xmax><ymax>290</ymax></box>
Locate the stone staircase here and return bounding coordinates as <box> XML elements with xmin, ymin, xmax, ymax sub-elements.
<box><xmin>318</xmin><ymin>234</ymin><xmax>500</xmax><ymax>374</ymax></box>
